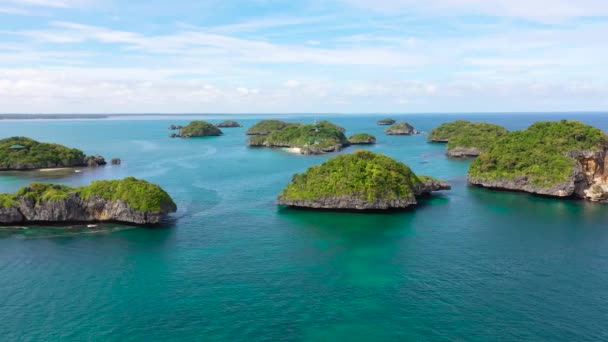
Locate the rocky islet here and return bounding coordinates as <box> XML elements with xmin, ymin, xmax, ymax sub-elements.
<box><xmin>0</xmin><ymin>177</ymin><xmax>177</xmax><ymax>225</ymax></box>
<box><xmin>277</xmin><ymin>150</ymin><xmax>450</xmax><ymax>210</ymax></box>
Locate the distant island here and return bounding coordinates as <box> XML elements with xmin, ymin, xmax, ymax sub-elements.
<box><xmin>348</xmin><ymin>133</ymin><xmax>376</xmax><ymax>145</ymax></box>
<box><xmin>216</xmin><ymin>120</ymin><xmax>242</xmax><ymax>128</ymax></box>
<box><xmin>385</xmin><ymin>122</ymin><xmax>420</xmax><ymax>135</ymax></box>
<box><xmin>0</xmin><ymin>137</ymin><xmax>108</xmax><ymax>170</ymax></box>
<box><xmin>428</xmin><ymin>120</ymin><xmax>508</xmax><ymax>157</ymax></box>
<box><xmin>247</xmin><ymin>120</ymin><xmax>352</xmax><ymax>155</ymax></box>
<box><xmin>377</xmin><ymin>118</ymin><xmax>396</xmax><ymax>125</ymax></box>
<box><xmin>171</xmin><ymin>121</ymin><xmax>223</xmax><ymax>138</ymax></box>
<box><xmin>0</xmin><ymin>177</ymin><xmax>176</xmax><ymax>225</ymax></box>
<box><xmin>0</xmin><ymin>114</ymin><xmax>109</xmax><ymax>120</ymax></box>
<box><xmin>469</xmin><ymin>120</ymin><xmax>608</xmax><ymax>201</ymax></box>
<box><xmin>277</xmin><ymin>150</ymin><xmax>450</xmax><ymax>210</ymax></box>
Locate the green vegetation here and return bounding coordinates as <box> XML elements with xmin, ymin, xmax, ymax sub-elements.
<box><xmin>317</xmin><ymin>120</ymin><xmax>346</xmax><ymax>132</ymax></box>
<box><xmin>16</xmin><ymin>183</ymin><xmax>72</xmax><ymax>202</ymax></box>
<box><xmin>179</xmin><ymin>121</ymin><xmax>222</xmax><ymax>137</ymax></box>
<box><xmin>248</xmin><ymin>120</ymin><xmax>348</xmax><ymax>151</ymax></box>
<box><xmin>377</xmin><ymin>118</ymin><xmax>396</xmax><ymax>125</ymax></box>
<box><xmin>279</xmin><ymin>150</ymin><xmax>423</xmax><ymax>202</ymax></box>
<box><xmin>246</xmin><ymin>120</ymin><xmax>296</xmax><ymax>135</ymax></box>
<box><xmin>428</xmin><ymin>120</ymin><xmax>508</xmax><ymax>152</ymax></box>
<box><xmin>428</xmin><ymin>120</ymin><xmax>472</xmax><ymax>141</ymax></box>
<box><xmin>4</xmin><ymin>177</ymin><xmax>176</xmax><ymax>212</ymax></box>
<box><xmin>0</xmin><ymin>137</ymin><xmax>87</xmax><ymax>170</ymax></box>
<box><xmin>79</xmin><ymin>177</ymin><xmax>177</xmax><ymax>212</ymax></box>
<box><xmin>469</xmin><ymin>120</ymin><xmax>608</xmax><ymax>186</ymax></box>
<box><xmin>348</xmin><ymin>133</ymin><xmax>376</xmax><ymax>144</ymax></box>
<box><xmin>0</xmin><ymin>193</ymin><xmax>17</xmax><ymax>208</ymax></box>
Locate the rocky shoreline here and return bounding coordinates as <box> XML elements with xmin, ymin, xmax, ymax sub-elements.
<box><xmin>0</xmin><ymin>178</ymin><xmax>177</xmax><ymax>225</ymax></box>
<box><xmin>278</xmin><ymin>178</ymin><xmax>450</xmax><ymax>210</ymax></box>
<box><xmin>277</xmin><ymin>150</ymin><xmax>451</xmax><ymax>210</ymax></box>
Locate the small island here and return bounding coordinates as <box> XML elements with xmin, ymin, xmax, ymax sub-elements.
<box><xmin>377</xmin><ymin>118</ymin><xmax>396</xmax><ymax>125</ymax></box>
<box><xmin>385</xmin><ymin>122</ymin><xmax>419</xmax><ymax>135</ymax></box>
<box><xmin>216</xmin><ymin>120</ymin><xmax>242</xmax><ymax>128</ymax></box>
<box><xmin>0</xmin><ymin>137</ymin><xmax>108</xmax><ymax>171</ymax></box>
<box><xmin>247</xmin><ymin>120</ymin><xmax>349</xmax><ymax>155</ymax></box>
<box><xmin>246</xmin><ymin>120</ymin><xmax>295</xmax><ymax>135</ymax></box>
<box><xmin>0</xmin><ymin>177</ymin><xmax>177</xmax><ymax>225</ymax></box>
<box><xmin>348</xmin><ymin>133</ymin><xmax>377</xmax><ymax>145</ymax></box>
<box><xmin>176</xmin><ymin>121</ymin><xmax>223</xmax><ymax>138</ymax></box>
<box><xmin>428</xmin><ymin>120</ymin><xmax>508</xmax><ymax>157</ymax></box>
<box><xmin>468</xmin><ymin>120</ymin><xmax>608</xmax><ymax>201</ymax></box>
<box><xmin>277</xmin><ymin>150</ymin><xmax>450</xmax><ymax>210</ymax></box>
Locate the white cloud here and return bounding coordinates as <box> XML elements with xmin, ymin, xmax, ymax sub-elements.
<box><xmin>236</xmin><ymin>87</ymin><xmax>259</xmax><ymax>96</ymax></box>
<box><xmin>342</xmin><ymin>0</ymin><xmax>608</xmax><ymax>22</ymax></box>
<box><xmin>284</xmin><ymin>80</ymin><xmax>300</xmax><ymax>88</ymax></box>
<box><xmin>14</xmin><ymin>21</ymin><xmax>428</xmax><ymax>67</ymax></box>
<box><xmin>0</xmin><ymin>0</ymin><xmax>87</xmax><ymax>8</ymax></box>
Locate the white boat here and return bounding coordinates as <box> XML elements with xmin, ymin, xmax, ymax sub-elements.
<box><xmin>87</xmin><ymin>224</ymin><xmax>98</xmax><ymax>228</ymax></box>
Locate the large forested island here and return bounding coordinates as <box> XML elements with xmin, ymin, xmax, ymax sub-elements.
<box><xmin>277</xmin><ymin>150</ymin><xmax>450</xmax><ymax>210</ymax></box>
<box><xmin>469</xmin><ymin>120</ymin><xmax>608</xmax><ymax>201</ymax></box>
<box><xmin>246</xmin><ymin>120</ymin><xmax>295</xmax><ymax>135</ymax></box>
<box><xmin>0</xmin><ymin>177</ymin><xmax>176</xmax><ymax>225</ymax></box>
<box><xmin>247</xmin><ymin>120</ymin><xmax>350</xmax><ymax>155</ymax></box>
<box><xmin>177</xmin><ymin>121</ymin><xmax>223</xmax><ymax>137</ymax></box>
<box><xmin>0</xmin><ymin>137</ymin><xmax>106</xmax><ymax>170</ymax></box>
<box><xmin>428</xmin><ymin>120</ymin><xmax>509</xmax><ymax>157</ymax></box>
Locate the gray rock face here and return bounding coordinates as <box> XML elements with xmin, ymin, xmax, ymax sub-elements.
<box><xmin>469</xmin><ymin>149</ymin><xmax>608</xmax><ymax>201</ymax></box>
<box><xmin>414</xmin><ymin>178</ymin><xmax>452</xmax><ymax>195</ymax></box>
<box><xmin>0</xmin><ymin>194</ymin><xmax>176</xmax><ymax>225</ymax></box>
<box><xmin>447</xmin><ymin>147</ymin><xmax>481</xmax><ymax>158</ymax></box>
<box><xmin>278</xmin><ymin>195</ymin><xmax>418</xmax><ymax>210</ymax></box>
<box><xmin>300</xmin><ymin>144</ymin><xmax>344</xmax><ymax>155</ymax></box>
<box><xmin>84</xmin><ymin>155</ymin><xmax>106</xmax><ymax>167</ymax></box>
<box><xmin>277</xmin><ymin>178</ymin><xmax>450</xmax><ymax>210</ymax></box>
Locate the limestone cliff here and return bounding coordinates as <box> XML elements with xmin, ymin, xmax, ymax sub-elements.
<box><xmin>468</xmin><ymin>120</ymin><xmax>608</xmax><ymax>202</ymax></box>
<box><xmin>0</xmin><ymin>178</ymin><xmax>177</xmax><ymax>225</ymax></box>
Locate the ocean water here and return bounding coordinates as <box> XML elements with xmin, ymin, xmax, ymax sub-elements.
<box><xmin>1</xmin><ymin>113</ymin><xmax>608</xmax><ymax>341</ymax></box>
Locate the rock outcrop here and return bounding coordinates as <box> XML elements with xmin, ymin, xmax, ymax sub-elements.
<box><xmin>277</xmin><ymin>150</ymin><xmax>450</xmax><ymax>210</ymax></box>
<box><xmin>111</xmin><ymin>158</ymin><xmax>121</xmax><ymax>165</ymax></box>
<box><xmin>447</xmin><ymin>147</ymin><xmax>482</xmax><ymax>158</ymax></box>
<box><xmin>0</xmin><ymin>178</ymin><xmax>177</xmax><ymax>225</ymax></box>
<box><xmin>468</xmin><ymin>120</ymin><xmax>608</xmax><ymax>201</ymax></box>
<box><xmin>85</xmin><ymin>155</ymin><xmax>106</xmax><ymax>167</ymax></box>
<box><xmin>385</xmin><ymin>122</ymin><xmax>419</xmax><ymax>135</ymax></box>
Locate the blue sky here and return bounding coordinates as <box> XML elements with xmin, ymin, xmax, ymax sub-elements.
<box><xmin>0</xmin><ymin>0</ymin><xmax>607</xmax><ymax>113</ymax></box>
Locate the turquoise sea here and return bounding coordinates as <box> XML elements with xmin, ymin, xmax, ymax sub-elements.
<box><xmin>1</xmin><ymin>113</ymin><xmax>608</xmax><ymax>341</ymax></box>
